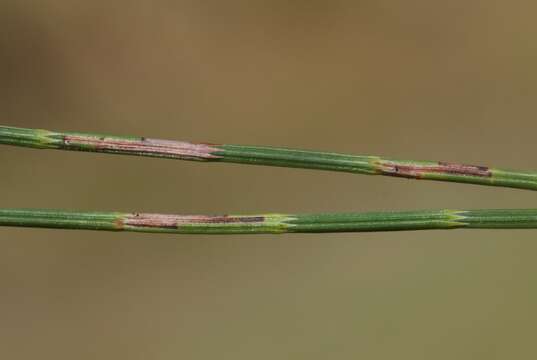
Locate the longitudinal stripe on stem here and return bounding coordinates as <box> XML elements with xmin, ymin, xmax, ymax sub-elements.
<box><xmin>1</xmin><ymin>209</ymin><xmax>537</xmax><ymax>234</ymax></box>
<box><xmin>2</xmin><ymin>125</ymin><xmax>537</xmax><ymax>190</ymax></box>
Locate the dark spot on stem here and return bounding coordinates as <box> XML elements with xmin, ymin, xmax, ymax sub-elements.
<box><xmin>189</xmin><ymin>215</ymin><xmax>265</xmax><ymax>224</ymax></box>
<box><xmin>379</xmin><ymin>161</ymin><xmax>492</xmax><ymax>179</ymax></box>
<box><xmin>123</xmin><ymin>213</ymin><xmax>265</xmax><ymax>229</ymax></box>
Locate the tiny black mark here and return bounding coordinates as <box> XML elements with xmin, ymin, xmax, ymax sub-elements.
<box><xmin>239</xmin><ymin>216</ymin><xmax>265</xmax><ymax>223</ymax></box>
<box><xmin>192</xmin><ymin>216</ymin><xmax>264</xmax><ymax>224</ymax></box>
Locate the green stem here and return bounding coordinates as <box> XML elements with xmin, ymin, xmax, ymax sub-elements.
<box><xmin>2</xmin><ymin>125</ymin><xmax>537</xmax><ymax>190</ymax></box>
<box><xmin>1</xmin><ymin>208</ymin><xmax>537</xmax><ymax>234</ymax></box>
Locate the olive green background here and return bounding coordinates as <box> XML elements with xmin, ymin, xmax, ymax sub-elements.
<box><xmin>2</xmin><ymin>1</ymin><xmax>537</xmax><ymax>359</ymax></box>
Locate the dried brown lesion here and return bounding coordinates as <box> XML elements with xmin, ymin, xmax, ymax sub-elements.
<box><xmin>123</xmin><ymin>213</ymin><xmax>266</xmax><ymax>229</ymax></box>
<box><xmin>63</xmin><ymin>134</ymin><xmax>222</xmax><ymax>160</ymax></box>
<box><xmin>378</xmin><ymin>160</ymin><xmax>492</xmax><ymax>179</ymax></box>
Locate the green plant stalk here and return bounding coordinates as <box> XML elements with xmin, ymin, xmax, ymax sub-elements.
<box><xmin>1</xmin><ymin>209</ymin><xmax>537</xmax><ymax>234</ymax></box>
<box><xmin>2</xmin><ymin>125</ymin><xmax>537</xmax><ymax>190</ymax></box>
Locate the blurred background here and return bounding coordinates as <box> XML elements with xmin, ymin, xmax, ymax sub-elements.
<box><xmin>2</xmin><ymin>1</ymin><xmax>537</xmax><ymax>358</ymax></box>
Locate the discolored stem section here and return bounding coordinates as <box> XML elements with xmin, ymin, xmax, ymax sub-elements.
<box><xmin>1</xmin><ymin>208</ymin><xmax>537</xmax><ymax>234</ymax></box>
<box><xmin>0</xmin><ymin>126</ymin><xmax>221</xmax><ymax>161</ymax></box>
<box><xmin>2</xmin><ymin>125</ymin><xmax>537</xmax><ymax>190</ymax></box>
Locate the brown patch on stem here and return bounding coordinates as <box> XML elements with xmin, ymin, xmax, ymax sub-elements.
<box><xmin>114</xmin><ymin>217</ymin><xmax>125</xmax><ymax>229</ymax></box>
<box><xmin>124</xmin><ymin>213</ymin><xmax>265</xmax><ymax>229</ymax></box>
<box><xmin>63</xmin><ymin>135</ymin><xmax>222</xmax><ymax>160</ymax></box>
<box><xmin>379</xmin><ymin>161</ymin><xmax>491</xmax><ymax>179</ymax></box>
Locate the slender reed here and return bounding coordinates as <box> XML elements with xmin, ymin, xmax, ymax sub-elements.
<box><xmin>1</xmin><ymin>209</ymin><xmax>537</xmax><ymax>234</ymax></box>
<box><xmin>2</xmin><ymin>125</ymin><xmax>537</xmax><ymax>191</ymax></box>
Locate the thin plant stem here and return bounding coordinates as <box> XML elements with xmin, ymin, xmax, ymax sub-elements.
<box><xmin>1</xmin><ymin>125</ymin><xmax>536</xmax><ymax>191</ymax></box>
<box><xmin>1</xmin><ymin>208</ymin><xmax>537</xmax><ymax>234</ymax></box>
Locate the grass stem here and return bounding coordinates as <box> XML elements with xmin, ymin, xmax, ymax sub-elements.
<box><xmin>1</xmin><ymin>208</ymin><xmax>537</xmax><ymax>234</ymax></box>
<box><xmin>2</xmin><ymin>125</ymin><xmax>536</xmax><ymax>191</ymax></box>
